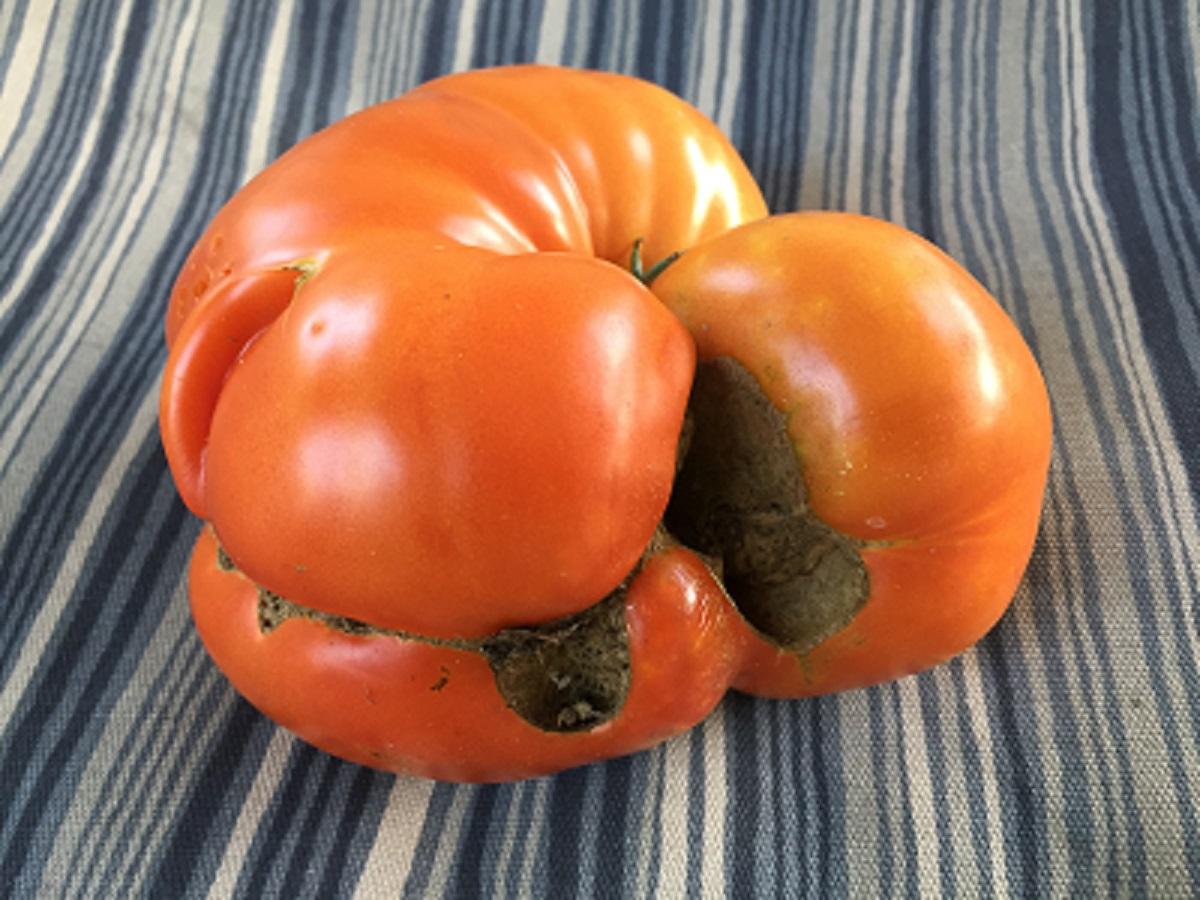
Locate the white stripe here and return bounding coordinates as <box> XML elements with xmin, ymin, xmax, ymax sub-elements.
<box><xmin>0</xmin><ymin>0</ymin><xmax>137</xmax><ymax>323</ymax></box>
<box><xmin>928</xmin><ymin>663</ymin><xmax>984</xmax><ymax>894</ymax></box>
<box><xmin>936</xmin><ymin>0</ymin><xmax>987</xmax><ymax>282</ymax></box>
<box><xmin>535</xmin><ymin>0</ymin><xmax>569</xmax><ymax>64</ymax></box>
<box><xmin>352</xmin><ymin>779</ymin><xmax>437</xmax><ymax>898</ymax></box>
<box><xmin>451</xmin><ymin>0</ymin><xmax>481</xmax><ymax>73</ymax></box>
<box><xmin>897</xmin><ymin>678</ymin><xmax>943</xmax><ymax>899</ymax></box>
<box><xmin>838</xmin><ymin>692</ymin><xmax>882</xmax><ymax>900</ymax></box>
<box><xmin>113</xmin><ymin>676</ymin><xmax>239</xmax><ymax>893</ymax></box>
<box><xmin>655</xmin><ymin>735</ymin><xmax>692</xmax><ymax>898</ymax></box>
<box><xmin>55</xmin><ymin>560</ymin><xmax>201</xmax><ymax>892</ymax></box>
<box><xmin>240</xmin><ymin>0</ymin><xmax>294</xmax><ymax>179</ymax></box>
<box><xmin>0</xmin><ymin>384</ymin><xmax>157</xmax><ymax>725</ymax></box>
<box><xmin>0</xmin><ymin>0</ymin><xmax>57</xmax><ymax>160</ymax></box>
<box><xmin>346</xmin><ymin>0</ymin><xmax>383</xmax><ymax>112</ymax></box>
<box><xmin>699</xmin><ymin>704</ymin><xmax>728</xmax><ymax>897</ymax></box>
<box><xmin>842</xmin><ymin>0</ymin><xmax>875</xmax><ymax>213</ymax></box>
<box><xmin>205</xmin><ymin>730</ymin><xmax>297</xmax><ymax>900</ymax></box>
<box><xmin>888</xmin><ymin>2</ymin><xmax>916</xmax><ymax>219</ymax></box>
<box><xmin>715</xmin><ymin>0</ymin><xmax>747</xmax><ymax>138</ymax></box>
<box><xmin>515</xmin><ymin>781</ymin><xmax>551</xmax><ymax>896</ymax></box>
<box><xmin>956</xmin><ymin>653</ymin><xmax>1012</xmax><ymax>897</ymax></box>
<box><xmin>1191</xmin><ymin>2</ymin><xmax>1200</xmax><ymax>93</ymax></box>
<box><xmin>634</xmin><ymin>747</ymin><xmax>666</xmax><ymax>896</ymax></box>
<box><xmin>0</xmin><ymin>0</ymin><xmax>181</xmax><ymax>466</ymax></box>
<box><xmin>693</xmin><ymin>0</ymin><xmax>722</xmax><ymax>125</ymax></box>
<box><xmin>489</xmin><ymin>781</ymin><xmax>526</xmax><ymax>893</ymax></box>
<box><xmin>1057</xmin><ymin>2</ymin><xmax>1200</xmax><ymax>588</ymax></box>
<box><xmin>879</xmin><ymin>687</ymin><xmax>913</xmax><ymax>890</ymax></box>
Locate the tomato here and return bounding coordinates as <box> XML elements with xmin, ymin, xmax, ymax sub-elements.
<box><xmin>159</xmin><ymin>65</ymin><xmax>1050</xmax><ymax>782</ymax></box>
<box><xmin>651</xmin><ymin>212</ymin><xmax>1053</xmax><ymax>695</ymax></box>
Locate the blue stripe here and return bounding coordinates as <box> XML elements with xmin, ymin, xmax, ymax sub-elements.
<box><xmin>1091</xmin><ymin>3</ymin><xmax>1200</xmax><ymax>504</ymax></box>
<box><xmin>684</xmin><ymin>724</ymin><xmax>707</xmax><ymax>899</ymax></box>
<box><xmin>0</xmin><ymin>0</ymin><xmax>187</xmax><ymax>469</ymax></box>
<box><xmin>915</xmin><ymin>676</ymin><xmax>958</xmax><ymax>897</ymax></box>
<box><xmin>593</xmin><ymin>755</ymin><xmax>637</xmax><ymax>899</ymax></box>
<box><xmin>976</xmin><ymin>623</ymin><xmax>1047</xmax><ymax>888</ymax></box>
<box><xmin>449</xmin><ymin>784</ymin><xmax>502</xmax><ymax>898</ymax></box>
<box><xmin>397</xmin><ymin>782</ymin><xmax>456</xmax><ymax>898</ymax></box>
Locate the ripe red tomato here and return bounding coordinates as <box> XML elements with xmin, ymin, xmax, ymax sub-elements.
<box><xmin>159</xmin><ymin>66</ymin><xmax>1050</xmax><ymax>781</ymax></box>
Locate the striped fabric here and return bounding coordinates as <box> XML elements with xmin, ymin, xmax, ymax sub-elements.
<box><xmin>1</xmin><ymin>0</ymin><xmax>1197</xmax><ymax>896</ymax></box>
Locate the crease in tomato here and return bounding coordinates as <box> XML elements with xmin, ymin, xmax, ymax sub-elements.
<box><xmin>217</xmin><ymin>536</ymin><xmax>635</xmax><ymax>734</ymax></box>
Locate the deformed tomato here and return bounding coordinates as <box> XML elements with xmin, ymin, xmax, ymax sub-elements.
<box><xmin>159</xmin><ymin>65</ymin><xmax>1051</xmax><ymax>782</ymax></box>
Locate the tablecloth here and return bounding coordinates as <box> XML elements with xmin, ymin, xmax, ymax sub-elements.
<box><xmin>2</xmin><ymin>0</ymin><xmax>1198</xmax><ymax>896</ymax></box>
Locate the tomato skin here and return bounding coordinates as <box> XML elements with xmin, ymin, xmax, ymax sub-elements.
<box><xmin>165</xmin><ymin>65</ymin><xmax>767</xmax><ymax>350</ymax></box>
<box><xmin>651</xmin><ymin>212</ymin><xmax>1053</xmax><ymax>695</ymax></box>
<box><xmin>199</xmin><ymin>238</ymin><xmax>695</xmax><ymax>638</ymax></box>
<box><xmin>415</xmin><ymin>66</ymin><xmax>768</xmax><ymax>270</ymax></box>
<box><xmin>188</xmin><ymin>527</ymin><xmax>741</xmax><ymax>782</ymax></box>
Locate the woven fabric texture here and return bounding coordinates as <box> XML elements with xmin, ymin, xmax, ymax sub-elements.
<box><xmin>2</xmin><ymin>1</ymin><xmax>1198</xmax><ymax>897</ymax></box>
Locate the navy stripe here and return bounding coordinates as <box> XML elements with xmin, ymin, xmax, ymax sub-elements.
<box><xmin>915</xmin><ymin>677</ymin><xmax>957</xmax><ymax>897</ymax></box>
<box><xmin>723</xmin><ymin>692</ymin><xmax>766</xmax><ymax>897</ymax></box>
<box><xmin>911</xmin><ymin>0</ymin><xmax>940</xmax><ymax>243</ymax></box>
<box><xmin>0</xmin><ymin>0</ymin><xmax>185</xmax><ymax>466</ymax></box>
<box><xmin>0</xmin><ymin>0</ymin><xmax>265</xmax><ymax>681</ymax></box>
<box><xmin>976</xmin><ymin>621</ymin><xmax>1046</xmax><ymax>889</ymax></box>
<box><xmin>684</xmin><ymin>725</ymin><xmax>706</xmax><ymax>898</ymax></box>
<box><xmin>593</xmin><ymin>755</ymin><xmax>636</xmax><ymax>899</ymax></box>
<box><xmin>399</xmin><ymin>783</ymin><xmax>458</xmax><ymax>898</ymax></box>
<box><xmin>545</xmin><ymin>765</ymin><xmax>590</xmax><ymax>898</ymax></box>
<box><xmin>945</xmin><ymin>661</ymin><xmax>998</xmax><ymax>899</ymax></box>
<box><xmin>449</xmin><ymin>785</ymin><xmax>501</xmax><ymax>898</ymax></box>
<box><xmin>315</xmin><ymin>766</ymin><xmax>392</xmax><ymax>898</ymax></box>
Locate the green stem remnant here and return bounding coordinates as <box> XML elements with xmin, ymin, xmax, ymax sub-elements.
<box><xmin>630</xmin><ymin>238</ymin><xmax>681</xmax><ymax>286</ymax></box>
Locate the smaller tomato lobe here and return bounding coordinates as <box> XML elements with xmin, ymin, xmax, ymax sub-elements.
<box><xmin>652</xmin><ymin>212</ymin><xmax>1053</xmax><ymax>696</ymax></box>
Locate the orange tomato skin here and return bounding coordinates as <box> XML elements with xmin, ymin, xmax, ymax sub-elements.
<box><xmin>199</xmin><ymin>238</ymin><xmax>696</xmax><ymax>638</ymax></box>
<box><xmin>189</xmin><ymin>527</ymin><xmax>741</xmax><ymax>783</ymax></box>
<box><xmin>652</xmin><ymin>212</ymin><xmax>1053</xmax><ymax>696</ymax></box>
<box><xmin>415</xmin><ymin>66</ymin><xmax>768</xmax><ymax>269</ymax></box>
<box><xmin>164</xmin><ymin>65</ymin><xmax>767</xmax><ymax>349</ymax></box>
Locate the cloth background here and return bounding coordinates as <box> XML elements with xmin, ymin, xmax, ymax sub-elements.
<box><xmin>2</xmin><ymin>1</ymin><xmax>1198</xmax><ymax>896</ymax></box>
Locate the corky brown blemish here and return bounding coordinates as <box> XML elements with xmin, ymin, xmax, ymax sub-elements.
<box><xmin>221</xmin><ymin>543</ymin><xmax>631</xmax><ymax>733</ymax></box>
<box><xmin>665</xmin><ymin>357</ymin><xmax>868</xmax><ymax>653</ymax></box>
<box><xmin>482</xmin><ymin>590</ymin><xmax>630</xmax><ymax>732</ymax></box>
